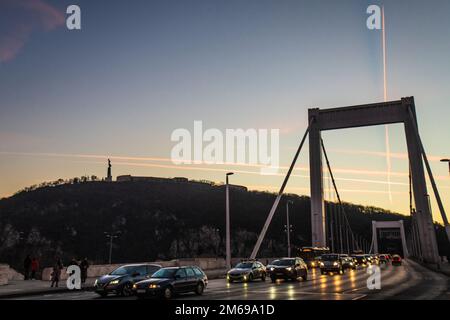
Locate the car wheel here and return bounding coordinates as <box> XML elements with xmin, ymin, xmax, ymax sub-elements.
<box><xmin>163</xmin><ymin>287</ymin><xmax>173</xmax><ymax>299</ymax></box>
<box><xmin>97</xmin><ymin>292</ymin><xmax>108</xmax><ymax>298</ymax></box>
<box><xmin>248</xmin><ymin>273</ymin><xmax>253</xmax><ymax>282</ymax></box>
<box><xmin>261</xmin><ymin>273</ymin><xmax>266</xmax><ymax>281</ymax></box>
<box><xmin>302</xmin><ymin>272</ymin><xmax>308</xmax><ymax>281</ymax></box>
<box><xmin>270</xmin><ymin>276</ymin><xmax>276</xmax><ymax>283</ymax></box>
<box><xmin>121</xmin><ymin>283</ymin><xmax>133</xmax><ymax>297</ymax></box>
<box><xmin>195</xmin><ymin>282</ymin><xmax>204</xmax><ymax>295</ymax></box>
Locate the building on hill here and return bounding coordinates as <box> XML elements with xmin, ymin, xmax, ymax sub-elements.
<box><xmin>115</xmin><ymin>175</ymin><xmax>247</xmax><ymax>191</ymax></box>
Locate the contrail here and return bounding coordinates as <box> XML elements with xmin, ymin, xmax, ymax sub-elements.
<box><xmin>382</xmin><ymin>5</ymin><xmax>393</xmax><ymax>203</ymax></box>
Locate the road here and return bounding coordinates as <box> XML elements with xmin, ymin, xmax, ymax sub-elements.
<box><xmin>10</xmin><ymin>260</ymin><xmax>449</xmax><ymax>300</ymax></box>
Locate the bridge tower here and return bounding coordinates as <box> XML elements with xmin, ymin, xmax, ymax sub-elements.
<box><xmin>309</xmin><ymin>97</ymin><xmax>441</xmax><ymax>264</ymax></box>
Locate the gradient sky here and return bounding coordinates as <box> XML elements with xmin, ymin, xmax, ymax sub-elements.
<box><xmin>1</xmin><ymin>0</ymin><xmax>450</xmax><ymax>223</ymax></box>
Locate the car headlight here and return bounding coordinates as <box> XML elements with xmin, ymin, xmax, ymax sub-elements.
<box><xmin>132</xmin><ymin>284</ymin><xmax>137</xmax><ymax>289</ymax></box>
<box><xmin>243</xmin><ymin>275</ymin><xmax>247</xmax><ymax>280</ymax></box>
<box><xmin>286</xmin><ymin>267</ymin><xmax>292</xmax><ymax>271</ymax></box>
<box><xmin>320</xmin><ymin>262</ymin><xmax>324</xmax><ymax>267</ymax></box>
<box><xmin>333</xmin><ymin>262</ymin><xmax>338</xmax><ymax>266</ymax></box>
<box><xmin>149</xmin><ymin>284</ymin><xmax>160</xmax><ymax>289</ymax></box>
<box><xmin>109</xmin><ymin>279</ymin><xmax>120</xmax><ymax>285</ymax></box>
<box><xmin>311</xmin><ymin>262</ymin><xmax>316</xmax><ymax>267</ymax></box>
<box><xmin>270</xmin><ymin>267</ymin><xmax>274</xmax><ymax>271</ymax></box>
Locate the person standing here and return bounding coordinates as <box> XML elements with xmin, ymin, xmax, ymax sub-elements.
<box><xmin>79</xmin><ymin>258</ymin><xmax>89</xmax><ymax>284</ymax></box>
<box><xmin>50</xmin><ymin>257</ymin><xmax>63</xmax><ymax>288</ymax></box>
<box><xmin>31</xmin><ymin>257</ymin><xmax>39</xmax><ymax>280</ymax></box>
<box><xmin>23</xmin><ymin>255</ymin><xmax>31</xmax><ymax>280</ymax></box>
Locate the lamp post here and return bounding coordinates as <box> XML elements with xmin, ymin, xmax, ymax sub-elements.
<box><xmin>225</xmin><ymin>172</ymin><xmax>234</xmax><ymax>270</ymax></box>
<box><xmin>104</xmin><ymin>231</ymin><xmax>121</xmax><ymax>264</ymax></box>
<box><xmin>441</xmin><ymin>159</ymin><xmax>450</xmax><ymax>175</ymax></box>
<box><xmin>285</xmin><ymin>200</ymin><xmax>293</xmax><ymax>257</ymax></box>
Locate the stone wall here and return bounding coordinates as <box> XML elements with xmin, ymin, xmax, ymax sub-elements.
<box><xmin>0</xmin><ymin>264</ymin><xmax>24</xmax><ymax>285</ymax></box>
<box><xmin>41</xmin><ymin>257</ymin><xmax>276</xmax><ymax>281</ymax></box>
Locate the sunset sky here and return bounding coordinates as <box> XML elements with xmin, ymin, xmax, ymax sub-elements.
<box><xmin>1</xmin><ymin>0</ymin><xmax>450</xmax><ymax>224</ymax></box>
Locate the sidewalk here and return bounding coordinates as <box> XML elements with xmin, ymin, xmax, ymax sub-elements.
<box><xmin>0</xmin><ymin>269</ymin><xmax>225</xmax><ymax>299</ymax></box>
<box><xmin>419</xmin><ymin>260</ymin><xmax>450</xmax><ymax>277</ymax></box>
<box><xmin>0</xmin><ymin>278</ymin><xmax>95</xmax><ymax>299</ymax></box>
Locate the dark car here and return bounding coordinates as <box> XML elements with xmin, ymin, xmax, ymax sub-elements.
<box><xmin>352</xmin><ymin>255</ymin><xmax>368</xmax><ymax>267</ymax></box>
<box><xmin>364</xmin><ymin>254</ymin><xmax>374</xmax><ymax>265</ymax></box>
<box><xmin>94</xmin><ymin>264</ymin><xmax>161</xmax><ymax>297</ymax></box>
<box><xmin>392</xmin><ymin>255</ymin><xmax>402</xmax><ymax>266</ymax></box>
<box><xmin>340</xmin><ymin>255</ymin><xmax>356</xmax><ymax>270</ymax></box>
<box><xmin>319</xmin><ymin>254</ymin><xmax>345</xmax><ymax>275</ymax></box>
<box><xmin>227</xmin><ymin>260</ymin><xmax>266</xmax><ymax>283</ymax></box>
<box><xmin>132</xmin><ymin>266</ymin><xmax>208</xmax><ymax>299</ymax></box>
<box><xmin>378</xmin><ymin>254</ymin><xmax>388</xmax><ymax>264</ymax></box>
<box><xmin>267</xmin><ymin>257</ymin><xmax>308</xmax><ymax>282</ymax></box>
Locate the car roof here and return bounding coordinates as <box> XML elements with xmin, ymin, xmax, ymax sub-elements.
<box><xmin>117</xmin><ymin>263</ymin><xmax>162</xmax><ymax>267</ymax></box>
<box><xmin>159</xmin><ymin>266</ymin><xmax>202</xmax><ymax>270</ymax></box>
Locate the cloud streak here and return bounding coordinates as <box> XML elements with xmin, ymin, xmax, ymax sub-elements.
<box><xmin>0</xmin><ymin>0</ymin><xmax>64</xmax><ymax>62</ymax></box>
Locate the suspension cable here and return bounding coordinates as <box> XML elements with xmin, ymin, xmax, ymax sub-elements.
<box><xmin>249</xmin><ymin>118</ymin><xmax>314</xmax><ymax>259</ymax></box>
<box><xmin>320</xmin><ymin>138</ymin><xmax>361</xmax><ymax>251</ymax></box>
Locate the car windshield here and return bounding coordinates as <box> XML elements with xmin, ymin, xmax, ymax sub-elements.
<box><xmin>152</xmin><ymin>268</ymin><xmax>177</xmax><ymax>278</ymax></box>
<box><xmin>110</xmin><ymin>266</ymin><xmax>140</xmax><ymax>276</ymax></box>
<box><xmin>322</xmin><ymin>255</ymin><xmax>339</xmax><ymax>261</ymax></box>
<box><xmin>272</xmin><ymin>259</ymin><xmax>295</xmax><ymax>266</ymax></box>
<box><xmin>235</xmin><ymin>263</ymin><xmax>253</xmax><ymax>269</ymax></box>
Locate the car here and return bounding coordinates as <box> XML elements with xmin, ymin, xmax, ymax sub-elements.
<box><xmin>132</xmin><ymin>266</ymin><xmax>208</xmax><ymax>299</ymax></box>
<box><xmin>267</xmin><ymin>257</ymin><xmax>308</xmax><ymax>282</ymax></box>
<box><xmin>364</xmin><ymin>255</ymin><xmax>374</xmax><ymax>265</ymax></box>
<box><xmin>392</xmin><ymin>255</ymin><xmax>402</xmax><ymax>266</ymax></box>
<box><xmin>94</xmin><ymin>263</ymin><xmax>161</xmax><ymax>297</ymax></box>
<box><xmin>340</xmin><ymin>255</ymin><xmax>356</xmax><ymax>270</ymax></box>
<box><xmin>371</xmin><ymin>255</ymin><xmax>380</xmax><ymax>265</ymax></box>
<box><xmin>378</xmin><ymin>254</ymin><xmax>388</xmax><ymax>264</ymax></box>
<box><xmin>319</xmin><ymin>254</ymin><xmax>345</xmax><ymax>275</ymax></box>
<box><xmin>226</xmin><ymin>260</ymin><xmax>266</xmax><ymax>283</ymax></box>
<box><xmin>313</xmin><ymin>256</ymin><xmax>323</xmax><ymax>268</ymax></box>
<box><xmin>352</xmin><ymin>255</ymin><xmax>368</xmax><ymax>267</ymax></box>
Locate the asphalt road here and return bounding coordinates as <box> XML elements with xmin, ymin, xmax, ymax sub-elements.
<box><xmin>11</xmin><ymin>260</ymin><xmax>449</xmax><ymax>300</ymax></box>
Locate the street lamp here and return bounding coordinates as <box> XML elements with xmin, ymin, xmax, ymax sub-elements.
<box><xmin>441</xmin><ymin>159</ymin><xmax>450</xmax><ymax>175</ymax></box>
<box><xmin>225</xmin><ymin>172</ymin><xmax>234</xmax><ymax>270</ymax></box>
<box><xmin>104</xmin><ymin>231</ymin><xmax>121</xmax><ymax>264</ymax></box>
<box><xmin>285</xmin><ymin>200</ymin><xmax>293</xmax><ymax>257</ymax></box>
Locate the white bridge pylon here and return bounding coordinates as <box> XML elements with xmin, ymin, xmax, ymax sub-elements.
<box><xmin>371</xmin><ymin>220</ymin><xmax>409</xmax><ymax>257</ymax></box>
<box><xmin>250</xmin><ymin>97</ymin><xmax>448</xmax><ymax>265</ymax></box>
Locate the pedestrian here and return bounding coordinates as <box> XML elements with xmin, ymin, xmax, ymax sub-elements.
<box><xmin>50</xmin><ymin>257</ymin><xmax>63</xmax><ymax>288</ymax></box>
<box><xmin>23</xmin><ymin>254</ymin><xmax>31</xmax><ymax>280</ymax></box>
<box><xmin>31</xmin><ymin>257</ymin><xmax>40</xmax><ymax>280</ymax></box>
<box><xmin>79</xmin><ymin>257</ymin><xmax>89</xmax><ymax>284</ymax></box>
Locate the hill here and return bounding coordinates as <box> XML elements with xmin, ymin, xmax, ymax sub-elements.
<box><xmin>0</xmin><ymin>178</ymin><xmax>448</xmax><ymax>272</ymax></box>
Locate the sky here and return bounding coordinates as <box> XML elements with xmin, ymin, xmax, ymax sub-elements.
<box><xmin>1</xmin><ymin>0</ymin><xmax>450</xmax><ymax>224</ymax></box>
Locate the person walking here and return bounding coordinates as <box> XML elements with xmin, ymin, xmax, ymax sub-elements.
<box><xmin>79</xmin><ymin>257</ymin><xmax>89</xmax><ymax>284</ymax></box>
<box><xmin>23</xmin><ymin>254</ymin><xmax>31</xmax><ymax>280</ymax></box>
<box><xmin>50</xmin><ymin>257</ymin><xmax>63</xmax><ymax>288</ymax></box>
<box><xmin>31</xmin><ymin>257</ymin><xmax>39</xmax><ymax>280</ymax></box>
